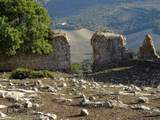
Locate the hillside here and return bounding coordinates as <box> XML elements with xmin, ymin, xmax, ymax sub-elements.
<box><xmin>61</xmin><ymin>29</ymin><xmax>94</xmax><ymax>63</ymax></box>
<box><xmin>42</xmin><ymin>0</ymin><xmax>160</xmax><ymax>34</ymax></box>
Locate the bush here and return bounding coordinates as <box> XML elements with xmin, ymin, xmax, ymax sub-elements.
<box><xmin>71</xmin><ymin>63</ymin><xmax>81</xmax><ymax>74</ymax></box>
<box><xmin>0</xmin><ymin>0</ymin><xmax>53</xmax><ymax>56</ymax></box>
<box><xmin>10</xmin><ymin>68</ymin><xmax>66</xmax><ymax>79</ymax></box>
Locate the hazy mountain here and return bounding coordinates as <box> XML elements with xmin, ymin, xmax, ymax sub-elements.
<box><xmin>40</xmin><ymin>0</ymin><xmax>160</xmax><ymax>35</ymax></box>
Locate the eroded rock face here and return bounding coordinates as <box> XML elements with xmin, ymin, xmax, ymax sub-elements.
<box><xmin>91</xmin><ymin>31</ymin><xmax>132</xmax><ymax>71</ymax></box>
<box><xmin>139</xmin><ymin>34</ymin><xmax>159</xmax><ymax>60</ymax></box>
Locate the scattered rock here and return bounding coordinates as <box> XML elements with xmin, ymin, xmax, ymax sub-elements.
<box><xmin>32</xmin><ymin>103</ymin><xmax>40</xmax><ymax>109</ymax></box>
<box><xmin>0</xmin><ymin>84</ymin><xmax>6</xmax><ymax>89</ymax></box>
<box><xmin>131</xmin><ymin>105</ymin><xmax>151</xmax><ymax>111</ymax></box>
<box><xmin>34</xmin><ymin>87</ymin><xmax>39</xmax><ymax>92</ymax></box>
<box><xmin>62</xmin><ymin>83</ymin><xmax>67</xmax><ymax>87</ymax></box>
<box><xmin>35</xmin><ymin>112</ymin><xmax>57</xmax><ymax>120</ymax></box>
<box><xmin>89</xmin><ymin>96</ymin><xmax>96</xmax><ymax>101</ymax></box>
<box><xmin>36</xmin><ymin>115</ymin><xmax>50</xmax><ymax>120</ymax></box>
<box><xmin>45</xmin><ymin>113</ymin><xmax>57</xmax><ymax>120</ymax></box>
<box><xmin>151</xmin><ymin>108</ymin><xmax>160</xmax><ymax>113</ymax></box>
<box><xmin>23</xmin><ymin>100</ymin><xmax>32</xmax><ymax>108</ymax></box>
<box><xmin>7</xmin><ymin>103</ymin><xmax>23</xmax><ymax>113</ymax></box>
<box><xmin>0</xmin><ymin>111</ymin><xmax>7</xmax><ymax>118</ymax></box>
<box><xmin>0</xmin><ymin>105</ymin><xmax>7</xmax><ymax>109</ymax></box>
<box><xmin>124</xmin><ymin>84</ymin><xmax>141</xmax><ymax>93</ymax></box>
<box><xmin>0</xmin><ymin>90</ymin><xmax>25</xmax><ymax>102</ymax></box>
<box><xmin>141</xmin><ymin>87</ymin><xmax>152</xmax><ymax>91</ymax></box>
<box><xmin>80</xmin><ymin>98</ymin><xmax>113</xmax><ymax>108</ymax></box>
<box><xmin>55</xmin><ymin>97</ymin><xmax>72</xmax><ymax>103</ymax></box>
<box><xmin>109</xmin><ymin>100</ymin><xmax>128</xmax><ymax>109</ymax></box>
<box><xmin>137</xmin><ymin>97</ymin><xmax>149</xmax><ymax>103</ymax></box>
<box><xmin>80</xmin><ymin>109</ymin><xmax>89</xmax><ymax>116</ymax></box>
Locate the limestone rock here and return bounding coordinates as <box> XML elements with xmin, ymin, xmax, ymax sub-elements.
<box><xmin>35</xmin><ymin>112</ymin><xmax>57</xmax><ymax>120</ymax></box>
<box><xmin>91</xmin><ymin>31</ymin><xmax>132</xmax><ymax>71</ymax></box>
<box><xmin>139</xmin><ymin>34</ymin><xmax>159</xmax><ymax>59</ymax></box>
<box><xmin>109</xmin><ymin>100</ymin><xmax>128</xmax><ymax>109</ymax></box>
<box><xmin>23</xmin><ymin>100</ymin><xmax>32</xmax><ymax>108</ymax></box>
<box><xmin>0</xmin><ymin>105</ymin><xmax>7</xmax><ymax>109</ymax></box>
<box><xmin>80</xmin><ymin>98</ymin><xmax>113</xmax><ymax>108</ymax></box>
<box><xmin>131</xmin><ymin>105</ymin><xmax>151</xmax><ymax>111</ymax></box>
<box><xmin>55</xmin><ymin>97</ymin><xmax>72</xmax><ymax>103</ymax></box>
<box><xmin>0</xmin><ymin>90</ymin><xmax>25</xmax><ymax>101</ymax></box>
<box><xmin>80</xmin><ymin>109</ymin><xmax>89</xmax><ymax>116</ymax></box>
<box><xmin>137</xmin><ymin>97</ymin><xmax>149</xmax><ymax>103</ymax></box>
<box><xmin>0</xmin><ymin>111</ymin><xmax>7</xmax><ymax>118</ymax></box>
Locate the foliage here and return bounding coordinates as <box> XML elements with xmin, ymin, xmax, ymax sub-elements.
<box><xmin>0</xmin><ymin>17</ymin><xmax>22</xmax><ymax>55</ymax></box>
<box><xmin>0</xmin><ymin>0</ymin><xmax>53</xmax><ymax>56</ymax></box>
<box><xmin>10</xmin><ymin>68</ymin><xmax>67</xmax><ymax>79</ymax></box>
<box><xmin>71</xmin><ymin>63</ymin><xmax>82</xmax><ymax>74</ymax></box>
<box><xmin>71</xmin><ymin>59</ymin><xmax>92</xmax><ymax>74</ymax></box>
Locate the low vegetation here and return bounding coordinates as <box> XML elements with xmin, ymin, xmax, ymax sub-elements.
<box><xmin>9</xmin><ymin>68</ymin><xmax>68</xmax><ymax>79</ymax></box>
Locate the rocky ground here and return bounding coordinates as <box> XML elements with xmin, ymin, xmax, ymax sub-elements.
<box><xmin>0</xmin><ymin>75</ymin><xmax>160</xmax><ymax>120</ymax></box>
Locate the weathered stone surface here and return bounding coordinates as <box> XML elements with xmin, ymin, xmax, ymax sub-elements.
<box><xmin>139</xmin><ymin>34</ymin><xmax>159</xmax><ymax>60</ymax></box>
<box><xmin>34</xmin><ymin>112</ymin><xmax>57</xmax><ymax>120</ymax></box>
<box><xmin>131</xmin><ymin>105</ymin><xmax>151</xmax><ymax>111</ymax></box>
<box><xmin>80</xmin><ymin>109</ymin><xmax>89</xmax><ymax>116</ymax></box>
<box><xmin>91</xmin><ymin>31</ymin><xmax>132</xmax><ymax>71</ymax></box>
<box><xmin>137</xmin><ymin>97</ymin><xmax>149</xmax><ymax>103</ymax></box>
<box><xmin>0</xmin><ymin>31</ymin><xmax>70</xmax><ymax>72</ymax></box>
<box><xmin>0</xmin><ymin>111</ymin><xmax>7</xmax><ymax>118</ymax></box>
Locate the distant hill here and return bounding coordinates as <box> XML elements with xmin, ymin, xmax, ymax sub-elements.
<box><xmin>37</xmin><ymin>0</ymin><xmax>160</xmax><ymax>63</ymax></box>
<box><xmin>41</xmin><ymin>0</ymin><xmax>160</xmax><ymax>34</ymax></box>
<box><xmin>61</xmin><ymin>29</ymin><xmax>94</xmax><ymax>63</ymax></box>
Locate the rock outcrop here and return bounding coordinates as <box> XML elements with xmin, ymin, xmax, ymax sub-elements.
<box><xmin>139</xmin><ymin>34</ymin><xmax>159</xmax><ymax>60</ymax></box>
<box><xmin>91</xmin><ymin>31</ymin><xmax>132</xmax><ymax>72</ymax></box>
<box><xmin>0</xmin><ymin>31</ymin><xmax>71</xmax><ymax>72</ymax></box>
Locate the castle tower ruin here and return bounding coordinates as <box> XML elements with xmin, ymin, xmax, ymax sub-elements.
<box><xmin>91</xmin><ymin>31</ymin><xmax>132</xmax><ymax>72</ymax></box>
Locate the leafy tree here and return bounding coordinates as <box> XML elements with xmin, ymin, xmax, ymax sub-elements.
<box><xmin>0</xmin><ymin>17</ymin><xmax>22</xmax><ymax>55</ymax></box>
<box><xmin>0</xmin><ymin>0</ymin><xmax>53</xmax><ymax>56</ymax></box>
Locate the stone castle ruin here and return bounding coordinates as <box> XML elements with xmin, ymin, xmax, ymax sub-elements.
<box><xmin>0</xmin><ymin>32</ymin><xmax>70</xmax><ymax>72</ymax></box>
<box><xmin>0</xmin><ymin>29</ymin><xmax>160</xmax><ymax>75</ymax></box>
<box><xmin>89</xmin><ymin>32</ymin><xmax>160</xmax><ymax>86</ymax></box>
<box><xmin>139</xmin><ymin>34</ymin><xmax>159</xmax><ymax>60</ymax></box>
<box><xmin>91</xmin><ymin>31</ymin><xmax>133</xmax><ymax>72</ymax></box>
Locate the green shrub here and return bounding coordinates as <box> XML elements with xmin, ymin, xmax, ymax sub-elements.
<box><xmin>10</xmin><ymin>68</ymin><xmax>31</xmax><ymax>79</ymax></box>
<box><xmin>71</xmin><ymin>63</ymin><xmax>81</xmax><ymax>74</ymax></box>
<box><xmin>10</xmin><ymin>68</ymin><xmax>67</xmax><ymax>79</ymax></box>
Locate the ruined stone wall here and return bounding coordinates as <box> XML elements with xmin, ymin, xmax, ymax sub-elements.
<box><xmin>91</xmin><ymin>32</ymin><xmax>132</xmax><ymax>72</ymax></box>
<box><xmin>0</xmin><ymin>33</ymin><xmax>71</xmax><ymax>72</ymax></box>
<box><xmin>139</xmin><ymin>34</ymin><xmax>159</xmax><ymax>60</ymax></box>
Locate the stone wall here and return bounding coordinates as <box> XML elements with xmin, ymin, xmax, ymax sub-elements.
<box><xmin>0</xmin><ymin>32</ymin><xmax>71</xmax><ymax>72</ymax></box>
<box><xmin>91</xmin><ymin>32</ymin><xmax>132</xmax><ymax>72</ymax></box>
<box><xmin>139</xmin><ymin>34</ymin><xmax>159</xmax><ymax>60</ymax></box>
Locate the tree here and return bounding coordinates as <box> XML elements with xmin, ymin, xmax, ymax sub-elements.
<box><xmin>0</xmin><ymin>0</ymin><xmax>53</xmax><ymax>56</ymax></box>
